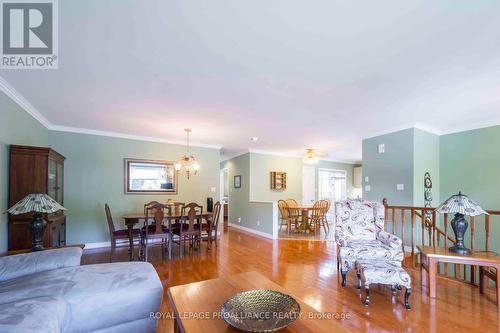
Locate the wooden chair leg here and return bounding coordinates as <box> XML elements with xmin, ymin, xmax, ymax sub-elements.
<box><xmin>405</xmin><ymin>288</ymin><xmax>412</xmax><ymax>309</ymax></box>
<box><xmin>110</xmin><ymin>238</ymin><xmax>116</xmax><ymax>262</ymax></box>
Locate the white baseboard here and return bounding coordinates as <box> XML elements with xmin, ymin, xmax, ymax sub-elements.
<box><xmin>228</xmin><ymin>223</ymin><xmax>274</xmax><ymax>239</ymax></box>
<box><xmin>84</xmin><ymin>231</ymin><xmax>223</xmax><ymax>250</ymax></box>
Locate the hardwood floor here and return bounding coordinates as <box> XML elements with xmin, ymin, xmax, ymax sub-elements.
<box><xmin>82</xmin><ymin>228</ymin><xmax>499</xmax><ymax>333</ymax></box>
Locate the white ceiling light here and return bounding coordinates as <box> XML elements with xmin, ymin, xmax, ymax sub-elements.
<box><xmin>250</xmin><ymin>137</ymin><xmax>259</xmax><ymax>141</ymax></box>
<box><xmin>304</xmin><ymin>149</ymin><xmax>319</xmax><ymax>164</ymax></box>
<box><xmin>175</xmin><ymin>129</ymin><xmax>200</xmax><ymax>179</ymax></box>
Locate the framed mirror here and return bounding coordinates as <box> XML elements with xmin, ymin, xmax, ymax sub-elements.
<box><xmin>125</xmin><ymin>159</ymin><xmax>178</xmax><ymax>194</ymax></box>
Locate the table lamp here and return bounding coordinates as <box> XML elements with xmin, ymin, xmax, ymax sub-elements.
<box><xmin>7</xmin><ymin>193</ymin><xmax>66</xmax><ymax>251</ymax></box>
<box><xmin>436</xmin><ymin>191</ymin><xmax>488</xmax><ymax>255</ymax></box>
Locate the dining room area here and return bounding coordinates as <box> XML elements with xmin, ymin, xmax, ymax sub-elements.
<box><xmin>102</xmin><ymin>155</ymin><xmax>224</xmax><ymax>262</ymax></box>
<box><xmin>277</xmin><ymin>198</ymin><xmax>334</xmax><ymax>241</ymax></box>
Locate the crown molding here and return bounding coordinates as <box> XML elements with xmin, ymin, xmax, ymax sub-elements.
<box><xmin>362</xmin><ymin>122</ymin><xmax>444</xmax><ymax>140</ymax></box>
<box><xmin>0</xmin><ymin>75</ymin><xmax>52</xmax><ymax>128</ymax></box>
<box><xmin>49</xmin><ymin>125</ymin><xmax>223</xmax><ymax>149</ymax></box>
<box><xmin>220</xmin><ymin>150</ymin><xmax>250</xmax><ymax>162</ymax></box>
<box><xmin>438</xmin><ymin>119</ymin><xmax>500</xmax><ymax>136</ymax></box>
<box><xmin>248</xmin><ymin>149</ymin><xmax>356</xmax><ymax>164</ymax></box>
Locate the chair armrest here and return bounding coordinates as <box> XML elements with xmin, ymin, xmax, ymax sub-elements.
<box><xmin>334</xmin><ymin>225</ymin><xmax>350</xmax><ymax>247</ymax></box>
<box><xmin>0</xmin><ymin>247</ymin><xmax>83</xmax><ymax>283</ymax></box>
<box><xmin>377</xmin><ymin>231</ymin><xmax>402</xmax><ymax>249</ymax></box>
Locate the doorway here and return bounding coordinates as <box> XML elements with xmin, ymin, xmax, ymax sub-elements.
<box><xmin>302</xmin><ymin>166</ymin><xmax>316</xmax><ymax>206</ymax></box>
<box><xmin>318</xmin><ymin>169</ymin><xmax>347</xmax><ymax>221</ymax></box>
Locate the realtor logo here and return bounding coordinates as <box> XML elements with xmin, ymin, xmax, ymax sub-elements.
<box><xmin>1</xmin><ymin>0</ymin><xmax>58</xmax><ymax>69</ymax></box>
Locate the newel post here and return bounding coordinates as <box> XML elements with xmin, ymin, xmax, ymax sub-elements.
<box><xmin>383</xmin><ymin>198</ymin><xmax>388</xmax><ymax>230</ymax></box>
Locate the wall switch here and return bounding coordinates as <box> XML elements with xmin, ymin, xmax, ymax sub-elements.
<box><xmin>237</xmin><ymin>217</ymin><xmax>241</xmax><ymax>223</ymax></box>
<box><xmin>210</xmin><ymin>187</ymin><xmax>216</xmax><ymax>193</ymax></box>
<box><xmin>397</xmin><ymin>184</ymin><xmax>404</xmax><ymax>191</ymax></box>
<box><xmin>378</xmin><ymin>144</ymin><xmax>385</xmax><ymax>154</ymax></box>
<box><xmin>365</xmin><ymin>185</ymin><xmax>371</xmax><ymax>192</ymax></box>
<box><xmin>365</xmin><ymin>176</ymin><xmax>369</xmax><ymax>183</ymax></box>
<box><xmin>257</xmin><ymin>220</ymin><xmax>260</xmax><ymax>226</ymax></box>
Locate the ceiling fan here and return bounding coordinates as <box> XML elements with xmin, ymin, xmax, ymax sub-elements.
<box><xmin>303</xmin><ymin>149</ymin><xmax>328</xmax><ymax>164</ymax></box>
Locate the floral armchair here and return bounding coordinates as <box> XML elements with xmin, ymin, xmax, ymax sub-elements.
<box><xmin>335</xmin><ymin>199</ymin><xmax>404</xmax><ymax>286</ymax></box>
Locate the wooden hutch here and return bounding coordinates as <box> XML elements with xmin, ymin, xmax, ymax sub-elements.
<box><xmin>8</xmin><ymin>145</ymin><xmax>66</xmax><ymax>251</ymax></box>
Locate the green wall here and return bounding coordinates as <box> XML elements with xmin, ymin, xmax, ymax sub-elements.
<box><xmin>0</xmin><ymin>91</ymin><xmax>48</xmax><ymax>254</ymax></box>
<box><xmin>220</xmin><ymin>153</ymin><xmax>277</xmax><ymax>236</ymax></box>
<box><xmin>221</xmin><ymin>152</ymin><xmax>356</xmax><ymax>237</ymax></box>
<box><xmin>249</xmin><ymin>152</ymin><xmax>356</xmax><ymax>202</ymax></box>
<box><xmin>362</xmin><ymin>129</ymin><xmax>415</xmax><ymax>205</ymax></box>
<box><xmin>440</xmin><ymin>125</ymin><xmax>500</xmax><ymax>253</ymax></box>
<box><xmin>49</xmin><ymin>131</ymin><xmax>220</xmax><ymax>245</ymax></box>
<box><xmin>413</xmin><ymin>129</ymin><xmax>440</xmax><ymax>207</ymax></box>
<box><xmin>362</xmin><ymin>128</ymin><xmax>440</xmax><ymax>207</ymax></box>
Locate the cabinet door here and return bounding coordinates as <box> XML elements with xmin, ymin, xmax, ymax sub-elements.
<box><xmin>56</xmin><ymin>161</ymin><xmax>64</xmax><ymax>204</ymax></box>
<box><xmin>48</xmin><ymin>159</ymin><xmax>57</xmax><ymax>200</ymax></box>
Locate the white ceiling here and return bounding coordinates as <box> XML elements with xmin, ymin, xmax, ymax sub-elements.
<box><xmin>2</xmin><ymin>0</ymin><xmax>500</xmax><ymax>163</ymax></box>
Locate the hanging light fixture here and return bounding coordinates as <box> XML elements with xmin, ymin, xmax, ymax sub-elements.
<box><xmin>175</xmin><ymin>129</ymin><xmax>200</xmax><ymax>179</ymax></box>
<box><xmin>304</xmin><ymin>149</ymin><xmax>319</xmax><ymax>164</ymax></box>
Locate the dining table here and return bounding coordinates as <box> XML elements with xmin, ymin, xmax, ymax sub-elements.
<box><xmin>290</xmin><ymin>206</ymin><xmax>319</xmax><ymax>233</ymax></box>
<box><xmin>122</xmin><ymin>208</ymin><xmax>214</xmax><ymax>260</ymax></box>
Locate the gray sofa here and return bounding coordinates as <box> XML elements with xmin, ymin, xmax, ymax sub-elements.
<box><xmin>0</xmin><ymin>247</ymin><xmax>163</xmax><ymax>333</ymax></box>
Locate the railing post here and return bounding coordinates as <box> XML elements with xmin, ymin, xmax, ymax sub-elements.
<box><xmin>401</xmin><ymin>209</ymin><xmax>405</xmax><ymax>257</ymax></box>
<box><xmin>383</xmin><ymin>198</ymin><xmax>388</xmax><ymax>231</ymax></box>
<box><xmin>411</xmin><ymin>209</ymin><xmax>415</xmax><ymax>267</ymax></box>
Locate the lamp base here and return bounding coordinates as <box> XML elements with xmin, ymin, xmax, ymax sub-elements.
<box><xmin>32</xmin><ymin>212</ymin><xmax>45</xmax><ymax>252</ymax></box>
<box><xmin>448</xmin><ymin>245</ymin><xmax>471</xmax><ymax>255</ymax></box>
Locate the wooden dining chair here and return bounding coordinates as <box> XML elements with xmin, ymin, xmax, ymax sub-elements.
<box><xmin>307</xmin><ymin>201</ymin><xmax>329</xmax><ymax>234</ymax></box>
<box><xmin>141</xmin><ymin>201</ymin><xmax>170</xmax><ymax>261</ymax></box>
<box><xmin>320</xmin><ymin>199</ymin><xmax>331</xmax><ymax>233</ymax></box>
<box><xmin>172</xmin><ymin>202</ymin><xmax>203</xmax><ymax>256</ymax></box>
<box><xmin>202</xmin><ymin>201</ymin><xmax>222</xmax><ymax>248</ymax></box>
<box><xmin>285</xmin><ymin>198</ymin><xmax>299</xmax><ymax>208</ymax></box>
<box><xmin>105</xmin><ymin>203</ymin><xmax>140</xmax><ymax>261</ymax></box>
<box><xmin>278</xmin><ymin>200</ymin><xmax>300</xmax><ymax>234</ymax></box>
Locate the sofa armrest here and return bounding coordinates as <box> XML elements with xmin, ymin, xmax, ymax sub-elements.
<box><xmin>0</xmin><ymin>247</ymin><xmax>83</xmax><ymax>283</ymax></box>
<box><xmin>377</xmin><ymin>231</ymin><xmax>403</xmax><ymax>249</ymax></box>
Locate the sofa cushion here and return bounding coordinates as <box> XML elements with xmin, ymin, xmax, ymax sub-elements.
<box><xmin>0</xmin><ymin>262</ymin><xmax>163</xmax><ymax>333</ymax></box>
<box><xmin>0</xmin><ymin>296</ymin><xmax>68</xmax><ymax>333</ymax></box>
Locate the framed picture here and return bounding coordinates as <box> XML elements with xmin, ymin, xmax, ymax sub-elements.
<box><xmin>125</xmin><ymin>159</ymin><xmax>178</xmax><ymax>194</ymax></box>
<box><xmin>234</xmin><ymin>175</ymin><xmax>241</xmax><ymax>188</ymax></box>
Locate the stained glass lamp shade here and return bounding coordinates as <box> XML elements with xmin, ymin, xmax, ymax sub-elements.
<box><xmin>436</xmin><ymin>192</ymin><xmax>488</xmax><ymax>255</ymax></box>
<box><xmin>7</xmin><ymin>193</ymin><xmax>66</xmax><ymax>251</ymax></box>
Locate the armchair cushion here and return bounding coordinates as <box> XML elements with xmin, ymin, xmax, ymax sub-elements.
<box><xmin>0</xmin><ymin>247</ymin><xmax>83</xmax><ymax>283</ymax></box>
<box><xmin>377</xmin><ymin>230</ymin><xmax>403</xmax><ymax>249</ymax></box>
<box><xmin>339</xmin><ymin>240</ymin><xmax>404</xmax><ymax>271</ymax></box>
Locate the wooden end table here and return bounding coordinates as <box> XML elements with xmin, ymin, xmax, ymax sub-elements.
<box><xmin>168</xmin><ymin>271</ymin><xmax>351</xmax><ymax>333</ymax></box>
<box><xmin>418</xmin><ymin>245</ymin><xmax>500</xmax><ymax>307</ymax></box>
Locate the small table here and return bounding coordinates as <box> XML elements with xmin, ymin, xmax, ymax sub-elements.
<box><xmin>418</xmin><ymin>245</ymin><xmax>500</xmax><ymax>307</ymax></box>
<box><xmin>123</xmin><ymin>211</ymin><xmax>214</xmax><ymax>260</ymax></box>
<box><xmin>167</xmin><ymin>271</ymin><xmax>351</xmax><ymax>333</ymax></box>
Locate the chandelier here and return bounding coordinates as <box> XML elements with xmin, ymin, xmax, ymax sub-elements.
<box><xmin>304</xmin><ymin>149</ymin><xmax>319</xmax><ymax>164</ymax></box>
<box><xmin>175</xmin><ymin>129</ymin><xmax>200</xmax><ymax>179</ymax></box>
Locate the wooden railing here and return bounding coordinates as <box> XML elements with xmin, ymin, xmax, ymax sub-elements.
<box><xmin>382</xmin><ymin>198</ymin><xmax>499</xmax><ymax>287</ymax></box>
